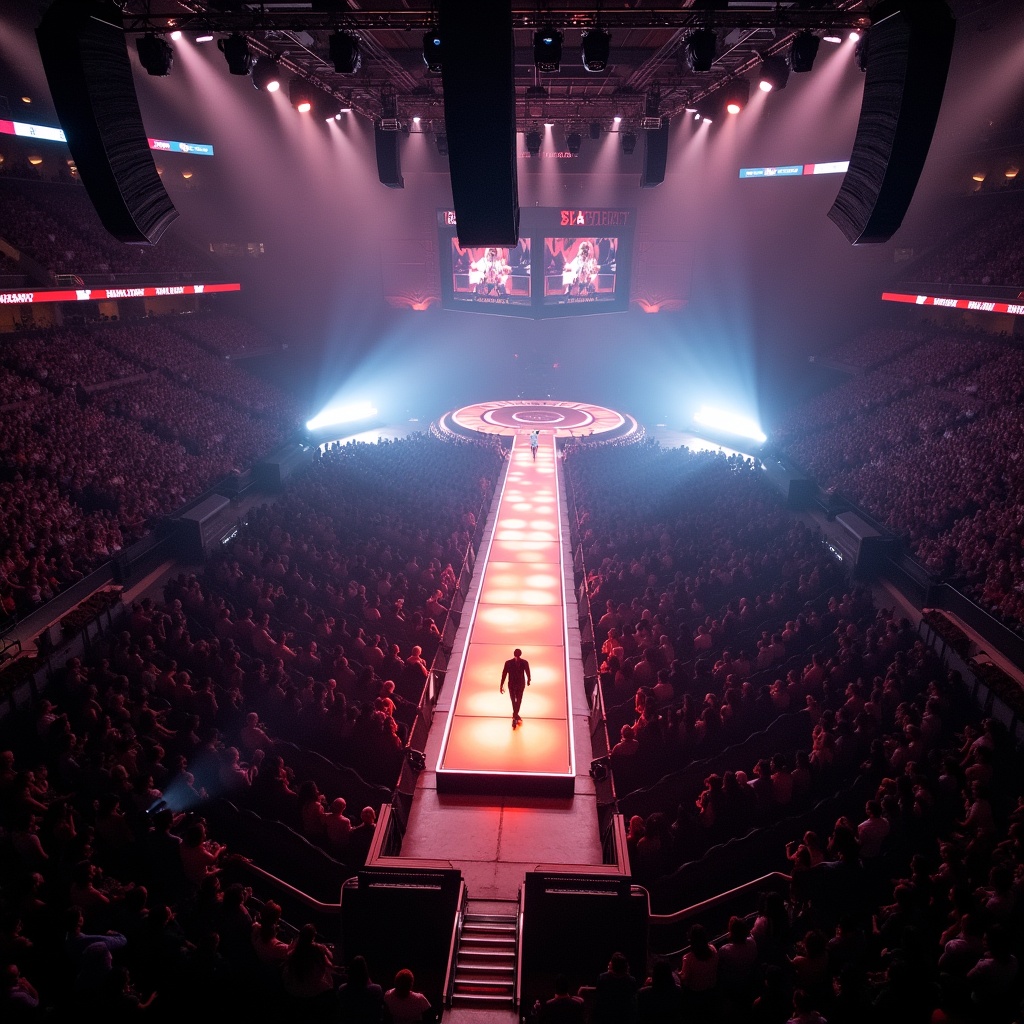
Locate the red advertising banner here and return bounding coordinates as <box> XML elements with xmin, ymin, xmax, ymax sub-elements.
<box><xmin>0</xmin><ymin>282</ymin><xmax>241</xmax><ymax>306</ymax></box>
<box><xmin>882</xmin><ymin>291</ymin><xmax>1024</xmax><ymax>316</ymax></box>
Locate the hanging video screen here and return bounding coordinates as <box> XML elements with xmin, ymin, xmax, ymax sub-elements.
<box><xmin>438</xmin><ymin>208</ymin><xmax>634</xmax><ymax>319</ymax></box>
<box><xmin>450</xmin><ymin>241</ymin><xmax>532</xmax><ymax>308</ymax></box>
<box><xmin>543</xmin><ymin>237</ymin><xmax>619</xmax><ymax>306</ymax></box>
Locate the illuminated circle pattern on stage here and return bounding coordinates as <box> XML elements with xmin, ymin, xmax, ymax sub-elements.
<box><xmin>451</xmin><ymin>399</ymin><xmax>627</xmax><ymax>438</ymax></box>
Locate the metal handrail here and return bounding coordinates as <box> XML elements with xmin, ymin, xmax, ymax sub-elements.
<box><xmin>513</xmin><ymin>886</ymin><xmax>525</xmax><ymax>1012</ymax></box>
<box><xmin>443</xmin><ymin>883</ymin><xmax>468</xmax><ymax>1007</ymax></box>
<box><xmin>238</xmin><ymin>859</ymin><xmax>352</xmax><ymax>914</ymax></box>
<box><xmin>647</xmin><ymin>871</ymin><xmax>792</xmax><ymax>927</ymax></box>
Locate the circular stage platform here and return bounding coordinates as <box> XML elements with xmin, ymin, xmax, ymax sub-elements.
<box><xmin>447</xmin><ymin>399</ymin><xmax>635</xmax><ymax>439</ymax></box>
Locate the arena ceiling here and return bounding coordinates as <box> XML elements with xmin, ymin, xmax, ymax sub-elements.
<box><xmin>116</xmin><ymin>1</ymin><xmax>876</xmax><ymax>128</ymax></box>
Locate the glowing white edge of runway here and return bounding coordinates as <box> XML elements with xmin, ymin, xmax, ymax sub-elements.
<box><xmin>434</xmin><ymin>433</ymin><xmax>576</xmax><ymax>780</ymax></box>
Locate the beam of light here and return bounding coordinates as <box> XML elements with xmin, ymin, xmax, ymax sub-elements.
<box><xmin>306</xmin><ymin>400</ymin><xmax>377</xmax><ymax>430</ymax></box>
<box><xmin>694</xmin><ymin>405</ymin><xmax>767</xmax><ymax>443</ymax></box>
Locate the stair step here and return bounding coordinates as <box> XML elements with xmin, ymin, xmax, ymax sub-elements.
<box><xmin>456</xmin><ymin>963</ymin><xmax>515</xmax><ymax>976</ymax></box>
<box><xmin>463</xmin><ymin>923</ymin><xmax>516</xmax><ymax>934</ymax></box>
<box><xmin>454</xmin><ymin>980</ymin><xmax>515</xmax><ymax>993</ymax></box>
<box><xmin>464</xmin><ymin>913</ymin><xmax>517</xmax><ymax>923</ymax></box>
<box><xmin>458</xmin><ymin>951</ymin><xmax>516</xmax><ymax>962</ymax></box>
<box><xmin>451</xmin><ymin>993</ymin><xmax>515</xmax><ymax>1006</ymax></box>
<box><xmin>460</xmin><ymin>936</ymin><xmax>516</xmax><ymax>948</ymax></box>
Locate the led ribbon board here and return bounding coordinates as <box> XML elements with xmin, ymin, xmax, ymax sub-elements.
<box><xmin>0</xmin><ymin>120</ymin><xmax>214</xmax><ymax>156</ymax></box>
<box><xmin>739</xmin><ymin>161</ymin><xmax>849</xmax><ymax>178</ymax></box>
<box><xmin>0</xmin><ymin>282</ymin><xmax>240</xmax><ymax>305</ymax></box>
<box><xmin>882</xmin><ymin>291</ymin><xmax>1024</xmax><ymax>316</ymax></box>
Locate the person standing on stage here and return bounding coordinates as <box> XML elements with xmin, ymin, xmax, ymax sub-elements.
<box><xmin>500</xmin><ymin>648</ymin><xmax>532</xmax><ymax>728</ymax></box>
<box><xmin>530</xmin><ymin>430</ymin><xmax>540</xmax><ymax>461</ymax></box>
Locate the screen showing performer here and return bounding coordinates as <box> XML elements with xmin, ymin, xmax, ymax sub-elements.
<box><xmin>543</xmin><ymin>237</ymin><xmax>619</xmax><ymax>304</ymax></box>
<box><xmin>451</xmin><ymin>241</ymin><xmax>532</xmax><ymax>306</ymax></box>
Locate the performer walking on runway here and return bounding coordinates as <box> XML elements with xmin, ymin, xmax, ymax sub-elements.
<box><xmin>530</xmin><ymin>430</ymin><xmax>539</xmax><ymax>461</ymax></box>
<box><xmin>500</xmin><ymin>648</ymin><xmax>531</xmax><ymax>728</ymax></box>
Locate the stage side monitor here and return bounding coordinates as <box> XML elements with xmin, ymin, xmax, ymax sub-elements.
<box><xmin>828</xmin><ymin>0</ymin><xmax>955</xmax><ymax>244</ymax></box>
<box><xmin>36</xmin><ymin>0</ymin><xmax>178</xmax><ymax>244</ymax></box>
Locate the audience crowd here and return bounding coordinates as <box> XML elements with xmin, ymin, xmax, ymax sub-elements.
<box><xmin>0</xmin><ymin>319</ymin><xmax>301</xmax><ymax>619</ymax></box>
<box><xmin>774</xmin><ymin>324</ymin><xmax>1024</xmax><ymax>632</ymax></box>
<box><xmin>172</xmin><ymin>314</ymin><xmax>278</xmax><ymax>357</ymax></box>
<box><xmin>911</xmin><ymin>201</ymin><xmax>1024</xmax><ymax>289</ymax></box>
<box><xmin>0</xmin><ymin>178</ymin><xmax>219</xmax><ymax>279</ymax></box>
<box><xmin>561</xmin><ymin>439</ymin><xmax>1024</xmax><ymax>1024</ymax></box>
<box><xmin>0</xmin><ymin>433</ymin><xmax>500</xmax><ymax>1020</ymax></box>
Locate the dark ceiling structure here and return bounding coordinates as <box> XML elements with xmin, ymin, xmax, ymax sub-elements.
<box><xmin>117</xmin><ymin>2</ymin><xmax>873</xmax><ymax>129</ymax></box>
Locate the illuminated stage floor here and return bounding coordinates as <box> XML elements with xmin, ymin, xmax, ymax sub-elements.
<box><xmin>435</xmin><ymin>431</ymin><xmax>575</xmax><ymax>797</ymax></box>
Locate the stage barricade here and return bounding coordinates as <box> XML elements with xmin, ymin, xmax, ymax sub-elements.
<box><xmin>340</xmin><ymin>867</ymin><xmax>463</xmax><ymax>1020</ymax></box>
<box><xmin>519</xmin><ymin>872</ymin><xmax>647</xmax><ymax>1016</ymax></box>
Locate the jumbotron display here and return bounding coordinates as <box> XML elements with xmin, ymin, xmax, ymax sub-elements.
<box><xmin>438</xmin><ymin>207</ymin><xmax>634</xmax><ymax>319</ymax></box>
<box><xmin>450</xmin><ymin>240</ymin><xmax>532</xmax><ymax>309</ymax></box>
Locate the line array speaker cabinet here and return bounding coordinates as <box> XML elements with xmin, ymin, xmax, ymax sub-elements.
<box><xmin>640</xmin><ymin>119</ymin><xmax>670</xmax><ymax>188</ymax></box>
<box><xmin>375</xmin><ymin>127</ymin><xmax>404</xmax><ymax>189</ymax></box>
<box><xmin>438</xmin><ymin>0</ymin><xmax>519</xmax><ymax>245</ymax></box>
<box><xmin>36</xmin><ymin>0</ymin><xmax>178</xmax><ymax>244</ymax></box>
<box><xmin>828</xmin><ymin>0</ymin><xmax>955</xmax><ymax>245</ymax></box>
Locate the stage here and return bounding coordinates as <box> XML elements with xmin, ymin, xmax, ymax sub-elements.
<box><xmin>436</xmin><ymin>428</ymin><xmax>575</xmax><ymax>796</ymax></box>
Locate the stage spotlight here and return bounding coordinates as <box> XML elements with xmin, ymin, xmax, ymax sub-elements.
<box><xmin>312</xmin><ymin>91</ymin><xmax>342</xmax><ymax>122</ymax></box>
<box><xmin>423</xmin><ymin>27</ymin><xmax>442</xmax><ymax>72</ymax></box>
<box><xmin>790</xmin><ymin>30</ymin><xmax>821</xmax><ymax>73</ymax></box>
<box><xmin>136</xmin><ymin>33</ymin><xmax>173</xmax><ymax>76</ymax></box>
<box><xmin>641</xmin><ymin>86</ymin><xmax>662</xmax><ymax>130</ymax></box>
<box><xmin>525</xmin><ymin>129</ymin><xmax>542</xmax><ymax>156</ymax></box>
<box><xmin>436</xmin><ymin>133</ymin><xmax>448</xmax><ymax>156</ymax></box>
<box><xmin>693</xmin><ymin>405</ymin><xmax>767</xmax><ymax>444</ymax></box>
<box><xmin>620</xmin><ymin>131</ymin><xmax>636</xmax><ymax>155</ymax></box>
<box><xmin>589</xmin><ymin>121</ymin><xmax>601</xmax><ymax>139</ymax></box>
<box><xmin>525</xmin><ymin>84</ymin><xmax>548</xmax><ymax>118</ymax></box>
<box><xmin>823</xmin><ymin>31</ymin><xmax>842</xmax><ymax>44</ymax></box>
<box><xmin>170</xmin><ymin>30</ymin><xmax>182</xmax><ymax>42</ymax></box>
<box><xmin>306</xmin><ymin>401</ymin><xmax>378</xmax><ymax>432</ymax></box>
<box><xmin>289</xmin><ymin>78</ymin><xmax>315</xmax><ymax>114</ymax></box>
<box><xmin>694</xmin><ymin>98</ymin><xmax>716</xmax><ymax>124</ymax></box>
<box><xmin>581</xmin><ymin>27</ymin><xmax>610</xmax><ymax>72</ymax></box>
<box><xmin>684</xmin><ymin>28</ymin><xmax>716</xmax><ymax>72</ymax></box>
<box><xmin>194</xmin><ymin>33</ymin><xmax>214</xmax><ymax>44</ymax></box>
<box><xmin>723</xmin><ymin>79</ymin><xmax>750</xmax><ymax>115</ymax></box>
<box><xmin>613</xmin><ymin>115</ymin><xmax>622</xmax><ymax>124</ymax></box>
<box><xmin>567</xmin><ymin>132</ymin><xmax>582</xmax><ymax>155</ymax></box>
<box><xmin>329</xmin><ymin>31</ymin><xmax>362</xmax><ymax>74</ymax></box>
<box><xmin>849</xmin><ymin>31</ymin><xmax>861</xmax><ymax>42</ymax></box>
<box><xmin>854</xmin><ymin>35</ymin><xmax>869</xmax><ymax>72</ymax></box>
<box><xmin>534</xmin><ymin>25</ymin><xmax>563</xmax><ymax>73</ymax></box>
<box><xmin>218</xmin><ymin>34</ymin><xmax>254</xmax><ymax>76</ymax></box>
<box><xmin>758</xmin><ymin>54</ymin><xmax>790</xmax><ymax>93</ymax></box>
<box><xmin>252</xmin><ymin>57</ymin><xmax>281</xmax><ymax>92</ymax></box>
